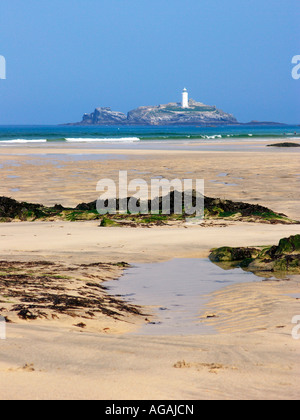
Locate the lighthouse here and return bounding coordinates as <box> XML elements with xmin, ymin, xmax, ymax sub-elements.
<box><xmin>182</xmin><ymin>88</ymin><xmax>189</xmax><ymax>108</ymax></box>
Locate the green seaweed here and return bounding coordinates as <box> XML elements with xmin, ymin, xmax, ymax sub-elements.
<box><xmin>100</xmin><ymin>217</ymin><xmax>119</xmax><ymax>227</ymax></box>
<box><xmin>209</xmin><ymin>235</ymin><xmax>300</xmax><ymax>275</ymax></box>
<box><xmin>0</xmin><ymin>195</ymin><xmax>298</xmax><ymax>225</ymax></box>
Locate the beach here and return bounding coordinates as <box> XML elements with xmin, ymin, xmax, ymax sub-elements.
<box><xmin>0</xmin><ymin>138</ymin><xmax>300</xmax><ymax>400</ymax></box>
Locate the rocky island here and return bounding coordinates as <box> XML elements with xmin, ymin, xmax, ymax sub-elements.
<box><xmin>70</xmin><ymin>89</ymin><xmax>238</xmax><ymax>126</ymax></box>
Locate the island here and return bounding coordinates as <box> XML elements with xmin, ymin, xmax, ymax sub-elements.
<box><xmin>68</xmin><ymin>89</ymin><xmax>238</xmax><ymax>126</ymax></box>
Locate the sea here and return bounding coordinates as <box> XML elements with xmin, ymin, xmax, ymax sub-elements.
<box><xmin>0</xmin><ymin>125</ymin><xmax>299</xmax><ymax>147</ymax></box>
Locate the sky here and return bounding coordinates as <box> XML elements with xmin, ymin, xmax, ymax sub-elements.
<box><xmin>0</xmin><ymin>0</ymin><xmax>299</xmax><ymax>125</ymax></box>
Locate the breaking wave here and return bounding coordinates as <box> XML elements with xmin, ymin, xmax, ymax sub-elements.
<box><xmin>65</xmin><ymin>137</ymin><xmax>141</xmax><ymax>143</ymax></box>
<box><xmin>0</xmin><ymin>137</ymin><xmax>141</xmax><ymax>145</ymax></box>
<box><xmin>0</xmin><ymin>139</ymin><xmax>48</xmax><ymax>144</ymax></box>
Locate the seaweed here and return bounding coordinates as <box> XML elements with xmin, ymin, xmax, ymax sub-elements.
<box><xmin>0</xmin><ymin>193</ymin><xmax>298</xmax><ymax>225</ymax></box>
<box><xmin>209</xmin><ymin>235</ymin><xmax>300</xmax><ymax>276</ymax></box>
<box><xmin>0</xmin><ymin>260</ymin><xmax>146</xmax><ymax>324</ymax></box>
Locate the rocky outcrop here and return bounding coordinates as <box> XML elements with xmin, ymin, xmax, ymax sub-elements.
<box><xmin>0</xmin><ymin>196</ymin><xmax>48</xmax><ymax>221</ymax></box>
<box><xmin>209</xmin><ymin>246</ymin><xmax>261</xmax><ymax>263</ymax></box>
<box><xmin>1</xmin><ymin>194</ymin><xmax>297</xmax><ymax>224</ymax></box>
<box><xmin>267</xmin><ymin>142</ymin><xmax>300</xmax><ymax>148</ymax></box>
<box><xmin>80</xmin><ymin>107</ymin><xmax>127</xmax><ymax>125</ymax></box>
<box><xmin>209</xmin><ymin>235</ymin><xmax>300</xmax><ymax>274</ymax></box>
<box><xmin>77</xmin><ymin>193</ymin><xmax>294</xmax><ymax>223</ymax></box>
<box><xmin>126</xmin><ymin>100</ymin><xmax>237</xmax><ymax>126</ymax></box>
<box><xmin>72</xmin><ymin>99</ymin><xmax>238</xmax><ymax>126</ymax></box>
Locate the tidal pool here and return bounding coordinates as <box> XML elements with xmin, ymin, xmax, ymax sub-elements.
<box><xmin>106</xmin><ymin>258</ymin><xmax>262</xmax><ymax>335</ymax></box>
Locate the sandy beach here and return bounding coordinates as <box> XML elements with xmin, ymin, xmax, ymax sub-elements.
<box><xmin>0</xmin><ymin>139</ymin><xmax>300</xmax><ymax>400</ymax></box>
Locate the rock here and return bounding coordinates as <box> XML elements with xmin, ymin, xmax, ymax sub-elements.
<box><xmin>0</xmin><ymin>196</ymin><xmax>44</xmax><ymax>220</ymax></box>
<box><xmin>276</xmin><ymin>235</ymin><xmax>300</xmax><ymax>254</ymax></box>
<box><xmin>0</xmin><ymin>194</ymin><xmax>297</xmax><ymax>224</ymax></box>
<box><xmin>247</xmin><ymin>259</ymin><xmax>275</xmax><ymax>272</ymax></box>
<box><xmin>127</xmin><ymin>100</ymin><xmax>237</xmax><ymax>126</ymax></box>
<box><xmin>100</xmin><ymin>217</ymin><xmax>119</xmax><ymax>227</ymax></box>
<box><xmin>75</xmin><ymin>200</ymin><xmax>97</xmax><ymax>211</ymax></box>
<box><xmin>80</xmin><ymin>107</ymin><xmax>127</xmax><ymax>125</ymax></box>
<box><xmin>209</xmin><ymin>246</ymin><xmax>259</xmax><ymax>262</ymax></box>
<box><xmin>243</xmin><ymin>120</ymin><xmax>287</xmax><ymax>126</ymax></box>
<box><xmin>209</xmin><ymin>234</ymin><xmax>300</xmax><ymax>275</ymax></box>
<box><xmin>204</xmin><ymin>196</ymin><xmax>287</xmax><ymax>219</ymax></box>
<box><xmin>267</xmin><ymin>142</ymin><xmax>300</xmax><ymax>147</ymax></box>
<box><xmin>53</xmin><ymin>204</ymin><xmax>65</xmax><ymax>210</ymax></box>
<box><xmin>273</xmin><ymin>255</ymin><xmax>300</xmax><ymax>272</ymax></box>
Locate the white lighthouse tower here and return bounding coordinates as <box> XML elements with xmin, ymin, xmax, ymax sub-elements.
<box><xmin>182</xmin><ymin>88</ymin><xmax>189</xmax><ymax>108</ymax></box>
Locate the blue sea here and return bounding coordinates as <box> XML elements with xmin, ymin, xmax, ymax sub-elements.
<box><xmin>0</xmin><ymin>125</ymin><xmax>299</xmax><ymax>145</ymax></box>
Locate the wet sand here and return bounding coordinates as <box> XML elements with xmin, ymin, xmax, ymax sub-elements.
<box><xmin>0</xmin><ymin>139</ymin><xmax>299</xmax><ymax>400</ymax></box>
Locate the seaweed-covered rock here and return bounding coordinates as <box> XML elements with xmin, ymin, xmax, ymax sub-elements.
<box><xmin>75</xmin><ymin>200</ymin><xmax>97</xmax><ymax>211</ymax></box>
<box><xmin>276</xmin><ymin>235</ymin><xmax>300</xmax><ymax>254</ymax></box>
<box><xmin>273</xmin><ymin>255</ymin><xmax>300</xmax><ymax>272</ymax></box>
<box><xmin>209</xmin><ymin>234</ymin><xmax>300</xmax><ymax>275</ymax></box>
<box><xmin>76</xmin><ymin>191</ymin><xmax>295</xmax><ymax>223</ymax></box>
<box><xmin>267</xmin><ymin>142</ymin><xmax>300</xmax><ymax>147</ymax></box>
<box><xmin>204</xmin><ymin>196</ymin><xmax>288</xmax><ymax>221</ymax></box>
<box><xmin>209</xmin><ymin>247</ymin><xmax>259</xmax><ymax>262</ymax></box>
<box><xmin>0</xmin><ymin>194</ymin><xmax>298</xmax><ymax>224</ymax></box>
<box><xmin>0</xmin><ymin>196</ymin><xmax>45</xmax><ymax>220</ymax></box>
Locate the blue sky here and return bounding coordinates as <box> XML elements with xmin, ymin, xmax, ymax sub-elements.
<box><xmin>0</xmin><ymin>0</ymin><xmax>299</xmax><ymax>124</ymax></box>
